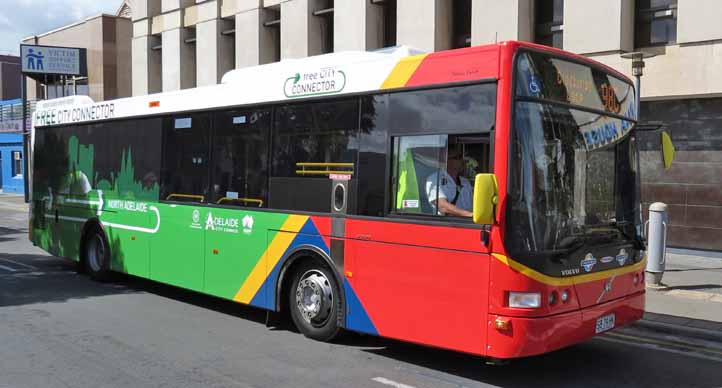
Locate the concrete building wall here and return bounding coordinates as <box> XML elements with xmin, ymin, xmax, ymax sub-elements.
<box><xmin>23</xmin><ymin>14</ymin><xmax>132</xmax><ymax>102</ymax></box>
<box><xmin>0</xmin><ymin>56</ymin><xmax>21</xmax><ymax>100</ymax></box>
<box><xmin>471</xmin><ymin>0</ymin><xmax>533</xmax><ymax>46</ymax></box>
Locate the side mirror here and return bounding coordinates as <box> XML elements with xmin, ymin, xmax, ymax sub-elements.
<box><xmin>473</xmin><ymin>173</ymin><xmax>498</xmax><ymax>225</ymax></box>
<box><xmin>661</xmin><ymin>131</ymin><xmax>675</xmax><ymax>169</ymax></box>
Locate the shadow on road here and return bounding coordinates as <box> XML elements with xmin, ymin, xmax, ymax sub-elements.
<box><xmin>119</xmin><ymin>275</ymin><xmax>269</xmax><ymax>327</ymax></box>
<box><xmin>354</xmin><ymin>333</ymin><xmax>722</xmax><ymax>387</ymax></box>
<box><xmin>0</xmin><ymin>253</ymin><xmax>138</xmax><ymax>308</ymax></box>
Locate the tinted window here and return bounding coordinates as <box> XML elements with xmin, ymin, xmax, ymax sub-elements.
<box><xmin>358</xmin><ymin>95</ymin><xmax>389</xmax><ymax>217</ymax></box>
<box><xmin>516</xmin><ymin>51</ymin><xmax>636</xmax><ymax>119</ymax></box>
<box><xmin>210</xmin><ymin>109</ymin><xmax>271</xmax><ymax>207</ymax></box>
<box><xmin>388</xmin><ymin>84</ymin><xmax>496</xmax><ymax>134</ymax></box>
<box><xmin>270</xmin><ymin>99</ymin><xmax>359</xmax><ymax>212</ymax></box>
<box><xmin>161</xmin><ymin>114</ymin><xmax>210</xmax><ymax>203</ymax></box>
<box><xmin>32</xmin><ymin>119</ymin><xmax>162</xmax><ymax>202</ymax></box>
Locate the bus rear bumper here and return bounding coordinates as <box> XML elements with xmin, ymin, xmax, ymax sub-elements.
<box><xmin>486</xmin><ymin>291</ymin><xmax>645</xmax><ymax>359</ymax></box>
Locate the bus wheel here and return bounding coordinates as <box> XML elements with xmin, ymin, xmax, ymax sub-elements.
<box><xmin>288</xmin><ymin>262</ymin><xmax>341</xmax><ymax>342</ymax></box>
<box><xmin>83</xmin><ymin>226</ymin><xmax>112</xmax><ymax>282</ymax></box>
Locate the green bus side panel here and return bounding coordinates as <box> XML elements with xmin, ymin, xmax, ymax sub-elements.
<box><xmin>150</xmin><ymin>204</ymin><xmax>205</xmax><ymax>291</ymax></box>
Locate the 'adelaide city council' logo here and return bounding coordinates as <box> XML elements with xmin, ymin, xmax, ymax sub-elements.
<box><xmin>242</xmin><ymin>215</ymin><xmax>254</xmax><ymax>235</ymax></box>
<box><xmin>581</xmin><ymin>253</ymin><xmax>597</xmax><ymax>273</ymax></box>
<box><xmin>191</xmin><ymin>209</ymin><xmax>202</xmax><ymax>229</ymax></box>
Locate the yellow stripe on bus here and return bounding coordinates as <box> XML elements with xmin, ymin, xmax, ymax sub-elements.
<box><xmin>492</xmin><ymin>253</ymin><xmax>646</xmax><ymax>287</ymax></box>
<box><xmin>234</xmin><ymin>215</ymin><xmax>309</xmax><ymax>303</ymax></box>
<box><xmin>380</xmin><ymin>54</ymin><xmax>429</xmax><ymax>89</ymax></box>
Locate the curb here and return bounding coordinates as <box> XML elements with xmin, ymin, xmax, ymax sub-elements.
<box><xmin>633</xmin><ymin>318</ymin><xmax>722</xmax><ymax>344</ymax></box>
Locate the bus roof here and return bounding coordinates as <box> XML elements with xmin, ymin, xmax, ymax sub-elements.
<box><xmin>32</xmin><ymin>41</ymin><xmax>630</xmax><ymax>128</ymax></box>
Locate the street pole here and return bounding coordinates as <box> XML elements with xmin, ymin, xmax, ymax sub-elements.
<box><xmin>635</xmin><ymin>74</ymin><xmax>641</xmax><ymax>119</ymax></box>
<box><xmin>21</xmin><ymin>69</ymin><xmax>28</xmax><ymax>203</ymax></box>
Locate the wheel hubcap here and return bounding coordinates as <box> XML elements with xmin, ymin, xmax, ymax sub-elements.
<box><xmin>87</xmin><ymin>234</ymin><xmax>104</xmax><ymax>272</ymax></box>
<box><xmin>295</xmin><ymin>270</ymin><xmax>333</xmax><ymax>325</ymax></box>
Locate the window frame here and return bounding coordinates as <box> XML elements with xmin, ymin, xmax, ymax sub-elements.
<box><xmin>634</xmin><ymin>0</ymin><xmax>678</xmax><ymax>47</ymax></box>
<box><xmin>11</xmin><ymin>151</ymin><xmax>22</xmax><ymax>177</ymax></box>
<box><xmin>383</xmin><ymin>81</ymin><xmax>498</xmax><ymax>224</ymax></box>
<box><xmin>534</xmin><ymin>0</ymin><xmax>564</xmax><ymax>49</ymax></box>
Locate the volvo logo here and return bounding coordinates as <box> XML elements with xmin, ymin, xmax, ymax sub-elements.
<box><xmin>596</xmin><ymin>276</ymin><xmax>616</xmax><ymax>304</ymax></box>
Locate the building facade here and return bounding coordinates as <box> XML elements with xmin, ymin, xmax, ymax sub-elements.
<box><xmin>0</xmin><ymin>55</ymin><xmax>21</xmax><ymax>101</ymax></box>
<box><xmin>130</xmin><ymin>0</ymin><xmax>720</xmax><ymax>250</ymax></box>
<box><xmin>0</xmin><ymin>99</ymin><xmax>24</xmax><ymax>194</ymax></box>
<box><xmin>23</xmin><ymin>12</ymin><xmax>132</xmax><ymax>103</ymax></box>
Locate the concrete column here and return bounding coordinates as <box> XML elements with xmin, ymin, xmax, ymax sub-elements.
<box><xmin>678</xmin><ymin>0</ymin><xmax>722</xmax><ymax>44</ymax></box>
<box><xmin>162</xmin><ymin>27</ymin><xmax>196</xmax><ymax>91</ymax></box>
<box><xmin>281</xmin><ymin>0</ymin><xmax>327</xmax><ymax>59</ymax></box>
<box><xmin>471</xmin><ymin>0</ymin><xmax>533</xmax><ymax>46</ymax></box>
<box><xmin>334</xmin><ymin>0</ymin><xmax>383</xmax><ymax>51</ymax></box>
<box><xmin>132</xmin><ymin>0</ymin><xmax>162</xmax><ymax>21</ymax></box>
<box><xmin>397</xmin><ymin>0</ymin><xmax>452</xmax><ymax>52</ymax></box>
<box><xmin>563</xmin><ymin>0</ymin><xmax>632</xmax><ymax>54</ymax></box>
<box><xmin>162</xmin><ymin>0</ymin><xmax>194</xmax><ymax>13</ymax></box>
<box><xmin>196</xmin><ymin>19</ymin><xmax>234</xmax><ymax>86</ymax></box>
<box><xmin>236</xmin><ymin>7</ymin><xmax>279</xmax><ymax>67</ymax></box>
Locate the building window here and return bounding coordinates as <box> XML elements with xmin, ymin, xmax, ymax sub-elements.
<box><xmin>263</xmin><ymin>7</ymin><xmax>281</xmax><ymax>62</ymax></box>
<box><xmin>11</xmin><ymin>151</ymin><xmax>22</xmax><ymax>177</ymax></box>
<box><xmin>313</xmin><ymin>0</ymin><xmax>334</xmax><ymax>54</ymax></box>
<box><xmin>371</xmin><ymin>0</ymin><xmax>397</xmax><ymax>48</ymax></box>
<box><xmin>635</xmin><ymin>0</ymin><xmax>677</xmax><ymax>47</ymax></box>
<box><xmin>535</xmin><ymin>0</ymin><xmax>564</xmax><ymax>49</ymax></box>
<box><xmin>452</xmin><ymin>0</ymin><xmax>471</xmax><ymax>48</ymax></box>
<box><xmin>150</xmin><ymin>33</ymin><xmax>162</xmax><ymax>93</ymax></box>
<box><xmin>44</xmin><ymin>76</ymin><xmax>89</xmax><ymax>99</ymax></box>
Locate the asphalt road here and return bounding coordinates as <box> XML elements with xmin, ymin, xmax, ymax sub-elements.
<box><xmin>1</xmin><ymin>196</ymin><xmax>722</xmax><ymax>388</ymax></box>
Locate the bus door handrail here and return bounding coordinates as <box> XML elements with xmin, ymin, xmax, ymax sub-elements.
<box><xmin>216</xmin><ymin>197</ymin><xmax>264</xmax><ymax>207</ymax></box>
<box><xmin>166</xmin><ymin>193</ymin><xmax>205</xmax><ymax>202</ymax></box>
<box><xmin>295</xmin><ymin>162</ymin><xmax>354</xmax><ymax>176</ymax></box>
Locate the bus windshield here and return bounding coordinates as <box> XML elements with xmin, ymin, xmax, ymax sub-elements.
<box><xmin>506</xmin><ymin>51</ymin><xmax>641</xmax><ymax>263</ymax></box>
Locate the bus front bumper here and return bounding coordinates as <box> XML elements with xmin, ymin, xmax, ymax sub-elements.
<box><xmin>486</xmin><ymin>291</ymin><xmax>645</xmax><ymax>359</ymax></box>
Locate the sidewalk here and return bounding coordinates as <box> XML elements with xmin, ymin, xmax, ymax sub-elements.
<box><xmin>633</xmin><ymin>248</ymin><xmax>722</xmax><ymax>342</ymax></box>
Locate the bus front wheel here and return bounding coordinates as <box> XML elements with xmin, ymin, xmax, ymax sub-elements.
<box><xmin>288</xmin><ymin>261</ymin><xmax>341</xmax><ymax>342</ymax></box>
<box><xmin>83</xmin><ymin>226</ymin><xmax>112</xmax><ymax>282</ymax></box>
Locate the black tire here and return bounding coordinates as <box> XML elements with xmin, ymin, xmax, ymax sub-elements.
<box><xmin>83</xmin><ymin>225</ymin><xmax>112</xmax><ymax>282</ymax></box>
<box><xmin>288</xmin><ymin>261</ymin><xmax>342</xmax><ymax>342</ymax></box>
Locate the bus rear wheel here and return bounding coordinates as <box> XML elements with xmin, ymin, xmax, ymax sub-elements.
<box><xmin>83</xmin><ymin>226</ymin><xmax>112</xmax><ymax>282</ymax></box>
<box><xmin>288</xmin><ymin>262</ymin><xmax>341</xmax><ymax>342</ymax></box>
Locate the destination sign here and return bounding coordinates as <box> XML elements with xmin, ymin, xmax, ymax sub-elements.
<box><xmin>516</xmin><ymin>51</ymin><xmax>637</xmax><ymax>121</ymax></box>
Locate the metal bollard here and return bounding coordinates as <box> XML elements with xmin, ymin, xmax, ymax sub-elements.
<box><xmin>644</xmin><ymin>202</ymin><xmax>668</xmax><ymax>286</ymax></box>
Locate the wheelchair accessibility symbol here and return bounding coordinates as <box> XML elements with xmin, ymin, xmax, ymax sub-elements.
<box><xmin>529</xmin><ymin>76</ymin><xmax>541</xmax><ymax>95</ymax></box>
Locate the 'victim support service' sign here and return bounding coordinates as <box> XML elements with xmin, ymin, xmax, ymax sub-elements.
<box><xmin>20</xmin><ymin>44</ymin><xmax>87</xmax><ymax>76</ymax></box>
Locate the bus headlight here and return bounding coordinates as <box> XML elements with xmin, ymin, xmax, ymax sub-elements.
<box><xmin>508</xmin><ymin>292</ymin><xmax>541</xmax><ymax>308</ymax></box>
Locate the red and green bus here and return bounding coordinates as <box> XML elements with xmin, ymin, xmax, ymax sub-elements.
<box><xmin>29</xmin><ymin>41</ymin><xmax>646</xmax><ymax>360</ymax></box>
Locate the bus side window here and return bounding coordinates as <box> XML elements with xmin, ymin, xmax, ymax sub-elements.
<box><xmin>269</xmin><ymin>99</ymin><xmax>359</xmax><ymax>213</ymax></box>
<box><xmin>209</xmin><ymin>109</ymin><xmax>271</xmax><ymax>208</ymax></box>
<box><xmin>160</xmin><ymin>114</ymin><xmax>210</xmax><ymax>203</ymax></box>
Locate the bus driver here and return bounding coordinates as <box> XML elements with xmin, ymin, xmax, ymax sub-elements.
<box><xmin>425</xmin><ymin>147</ymin><xmax>473</xmax><ymax>217</ymax></box>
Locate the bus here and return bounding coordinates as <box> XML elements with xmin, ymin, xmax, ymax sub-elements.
<box><xmin>29</xmin><ymin>41</ymin><xmax>647</xmax><ymax>360</ymax></box>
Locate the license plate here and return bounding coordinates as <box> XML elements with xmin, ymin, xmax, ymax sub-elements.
<box><xmin>595</xmin><ymin>313</ymin><xmax>615</xmax><ymax>334</ymax></box>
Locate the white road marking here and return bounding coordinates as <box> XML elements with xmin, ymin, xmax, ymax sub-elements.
<box><xmin>0</xmin><ymin>265</ymin><xmax>17</xmax><ymax>272</ymax></box>
<box><xmin>372</xmin><ymin>377</ymin><xmax>418</xmax><ymax>388</ymax></box>
<box><xmin>0</xmin><ymin>258</ymin><xmax>37</xmax><ymax>270</ymax></box>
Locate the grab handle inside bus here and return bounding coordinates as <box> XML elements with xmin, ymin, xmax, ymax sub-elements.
<box><xmin>472</xmin><ymin>173</ymin><xmax>498</xmax><ymax>225</ymax></box>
